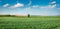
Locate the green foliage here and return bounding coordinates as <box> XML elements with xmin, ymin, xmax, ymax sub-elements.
<box><xmin>0</xmin><ymin>16</ymin><xmax>60</xmax><ymax>29</ymax></box>
<box><xmin>28</xmin><ymin>14</ymin><xmax>30</xmax><ymax>18</ymax></box>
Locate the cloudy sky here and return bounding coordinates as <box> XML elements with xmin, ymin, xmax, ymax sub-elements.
<box><xmin>0</xmin><ymin>0</ymin><xmax>60</xmax><ymax>16</ymax></box>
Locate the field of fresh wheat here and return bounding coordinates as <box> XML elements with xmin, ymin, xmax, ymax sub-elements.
<box><xmin>0</xmin><ymin>16</ymin><xmax>60</xmax><ymax>29</ymax></box>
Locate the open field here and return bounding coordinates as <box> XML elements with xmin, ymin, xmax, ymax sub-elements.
<box><xmin>0</xmin><ymin>16</ymin><xmax>60</xmax><ymax>29</ymax></box>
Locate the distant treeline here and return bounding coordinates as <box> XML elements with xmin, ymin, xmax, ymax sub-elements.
<box><xmin>0</xmin><ymin>15</ymin><xmax>28</xmax><ymax>18</ymax></box>
<box><xmin>0</xmin><ymin>14</ymin><xmax>31</xmax><ymax>17</ymax></box>
<box><xmin>0</xmin><ymin>15</ymin><xmax>16</xmax><ymax>17</ymax></box>
<box><xmin>0</xmin><ymin>15</ymin><xmax>60</xmax><ymax>17</ymax></box>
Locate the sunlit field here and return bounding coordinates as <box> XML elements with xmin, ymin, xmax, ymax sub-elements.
<box><xmin>0</xmin><ymin>16</ymin><xmax>60</xmax><ymax>29</ymax></box>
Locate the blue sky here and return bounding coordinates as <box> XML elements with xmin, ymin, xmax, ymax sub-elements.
<box><xmin>0</xmin><ymin>0</ymin><xmax>60</xmax><ymax>16</ymax></box>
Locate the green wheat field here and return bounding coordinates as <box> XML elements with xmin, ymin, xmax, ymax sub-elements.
<box><xmin>0</xmin><ymin>16</ymin><xmax>60</xmax><ymax>29</ymax></box>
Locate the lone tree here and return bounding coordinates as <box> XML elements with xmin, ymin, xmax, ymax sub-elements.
<box><xmin>28</xmin><ymin>14</ymin><xmax>30</xmax><ymax>18</ymax></box>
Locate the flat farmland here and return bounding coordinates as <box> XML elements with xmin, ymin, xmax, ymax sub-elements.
<box><xmin>0</xmin><ymin>16</ymin><xmax>60</xmax><ymax>29</ymax></box>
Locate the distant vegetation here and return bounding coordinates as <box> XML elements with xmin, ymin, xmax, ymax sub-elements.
<box><xmin>0</xmin><ymin>15</ymin><xmax>15</xmax><ymax>17</ymax></box>
<box><xmin>0</xmin><ymin>14</ymin><xmax>31</xmax><ymax>18</ymax></box>
<box><xmin>28</xmin><ymin>14</ymin><xmax>30</xmax><ymax>18</ymax></box>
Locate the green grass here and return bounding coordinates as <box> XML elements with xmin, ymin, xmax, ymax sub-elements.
<box><xmin>0</xmin><ymin>16</ymin><xmax>60</xmax><ymax>29</ymax></box>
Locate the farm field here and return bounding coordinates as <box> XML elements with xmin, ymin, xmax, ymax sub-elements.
<box><xmin>0</xmin><ymin>16</ymin><xmax>60</xmax><ymax>29</ymax></box>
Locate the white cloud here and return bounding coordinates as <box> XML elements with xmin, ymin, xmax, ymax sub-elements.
<box><xmin>51</xmin><ymin>4</ymin><xmax>56</xmax><ymax>8</ymax></box>
<box><xmin>40</xmin><ymin>4</ymin><xmax>56</xmax><ymax>9</ymax></box>
<box><xmin>51</xmin><ymin>1</ymin><xmax>56</xmax><ymax>4</ymax></box>
<box><xmin>26</xmin><ymin>1</ymin><xmax>57</xmax><ymax>9</ymax></box>
<box><xmin>51</xmin><ymin>1</ymin><xmax>56</xmax><ymax>8</ymax></box>
<box><xmin>40</xmin><ymin>1</ymin><xmax>56</xmax><ymax>9</ymax></box>
<box><xmin>31</xmin><ymin>1</ymin><xmax>56</xmax><ymax>9</ymax></box>
<box><xmin>32</xmin><ymin>5</ymin><xmax>39</xmax><ymax>8</ymax></box>
<box><xmin>32</xmin><ymin>5</ymin><xmax>56</xmax><ymax>9</ymax></box>
<box><xmin>25</xmin><ymin>4</ymin><xmax>56</xmax><ymax>10</ymax></box>
<box><xmin>11</xmin><ymin>3</ymin><xmax>24</xmax><ymax>8</ymax></box>
<box><xmin>25</xmin><ymin>7</ymin><xmax>31</xmax><ymax>10</ymax></box>
<box><xmin>3</xmin><ymin>4</ymin><xmax>9</xmax><ymax>7</ymax></box>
